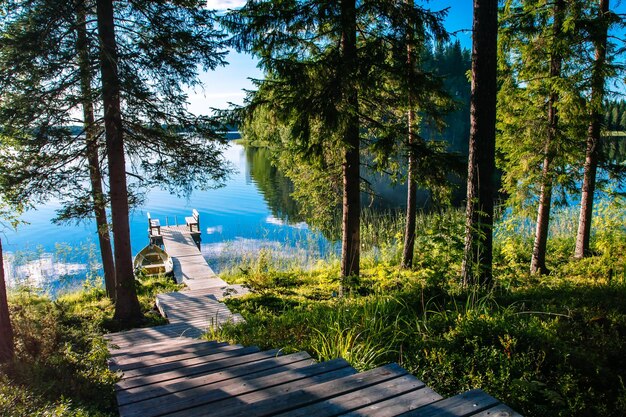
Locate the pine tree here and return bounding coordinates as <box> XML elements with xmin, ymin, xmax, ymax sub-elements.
<box><xmin>461</xmin><ymin>0</ymin><xmax>498</xmax><ymax>286</ymax></box>
<box><xmin>0</xmin><ymin>0</ymin><xmax>230</xmax><ymax>312</ymax></box>
<box><xmin>96</xmin><ymin>0</ymin><xmax>142</xmax><ymax>323</ymax></box>
<box><xmin>575</xmin><ymin>0</ymin><xmax>612</xmax><ymax>259</ymax></box>
<box><xmin>224</xmin><ymin>1</ymin><xmax>363</xmax><ymax>281</ymax></box>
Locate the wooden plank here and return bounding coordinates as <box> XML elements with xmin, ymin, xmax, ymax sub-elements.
<box><xmin>396</xmin><ymin>389</ymin><xmax>500</xmax><ymax>417</ymax></box>
<box><xmin>175</xmin><ymin>284</ymin><xmax>250</xmax><ymax>299</ymax></box>
<box><xmin>119</xmin><ymin>345</ymin><xmax>259</xmax><ymax>380</ymax></box>
<box><xmin>116</xmin><ymin>351</ymin><xmax>311</xmax><ymax>408</ymax></box>
<box><xmin>112</xmin><ymin>342</ymin><xmax>232</xmax><ymax>372</ymax></box>
<box><xmin>177</xmin><ymin>363</ymin><xmax>402</xmax><ymax>417</ymax></box>
<box><xmin>341</xmin><ymin>386</ymin><xmax>442</xmax><ymax>417</ymax></box>
<box><xmin>271</xmin><ymin>373</ymin><xmax>427</xmax><ymax>417</ymax></box>
<box><xmin>118</xmin><ymin>353</ymin><xmax>319</xmax><ymax>417</ymax></box>
<box><xmin>160</xmin><ymin>359</ymin><xmax>357</xmax><ymax>417</ymax></box>
<box><xmin>115</xmin><ymin>347</ymin><xmax>277</xmax><ymax>391</ymax></box>
<box><xmin>105</xmin><ymin>321</ymin><xmax>206</xmax><ymax>341</ymax></box>
<box><xmin>105</xmin><ymin>326</ymin><xmax>206</xmax><ymax>347</ymax></box>
<box><xmin>110</xmin><ymin>340</ymin><xmax>225</xmax><ymax>369</ymax></box>
<box><xmin>108</xmin><ymin>337</ymin><xmax>202</xmax><ymax>358</ymax></box>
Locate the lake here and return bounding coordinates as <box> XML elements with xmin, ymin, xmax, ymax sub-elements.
<box><xmin>2</xmin><ymin>141</ymin><xmax>409</xmax><ymax>294</ymax></box>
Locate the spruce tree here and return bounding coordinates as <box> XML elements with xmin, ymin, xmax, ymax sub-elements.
<box><xmin>225</xmin><ymin>1</ymin><xmax>451</xmax><ymax>281</ymax></box>
<box><xmin>498</xmin><ymin>0</ymin><xmax>587</xmax><ymax>275</ymax></box>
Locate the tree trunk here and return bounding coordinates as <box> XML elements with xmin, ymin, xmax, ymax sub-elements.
<box><xmin>96</xmin><ymin>0</ymin><xmax>142</xmax><ymax>323</ymax></box>
<box><xmin>402</xmin><ymin>107</ymin><xmax>417</xmax><ymax>269</ymax></box>
<box><xmin>340</xmin><ymin>0</ymin><xmax>360</xmax><ymax>284</ymax></box>
<box><xmin>461</xmin><ymin>0</ymin><xmax>498</xmax><ymax>286</ymax></box>
<box><xmin>76</xmin><ymin>2</ymin><xmax>116</xmax><ymax>300</ymax></box>
<box><xmin>575</xmin><ymin>0</ymin><xmax>609</xmax><ymax>259</ymax></box>
<box><xmin>0</xmin><ymin>239</ymin><xmax>14</xmax><ymax>363</ymax></box>
<box><xmin>530</xmin><ymin>0</ymin><xmax>564</xmax><ymax>275</ymax></box>
<box><xmin>401</xmin><ymin>0</ymin><xmax>417</xmax><ymax>269</ymax></box>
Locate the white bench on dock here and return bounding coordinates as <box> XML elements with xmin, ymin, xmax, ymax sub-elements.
<box><xmin>147</xmin><ymin>212</ymin><xmax>161</xmax><ymax>236</ymax></box>
<box><xmin>185</xmin><ymin>209</ymin><xmax>200</xmax><ymax>233</ymax></box>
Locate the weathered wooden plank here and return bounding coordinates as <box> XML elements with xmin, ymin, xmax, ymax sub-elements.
<box><xmin>180</xmin><ymin>363</ymin><xmax>403</xmax><ymax>417</ymax></box>
<box><xmin>119</xmin><ymin>345</ymin><xmax>259</xmax><ymax>380</ymax></box>
<box><xmin>341</xmin><ymin>386</ymin><xmax>443</xmax><ymax>417</ymax></box>
<box><xmin>110</xmin><ymin>340</ymin><xmax>224</xmax><ymax>369</ymax></box>
<box><xmin>174</xmin><ymin>284</ymin><xmax>250</xmax><ymax>299</ymax></box>
<box><xmin>161</xmin><ymin>359</ymin><xmax>357</xmax><ymax>417</ymax></box>
<box><xmin>115</xmin><ymin>347</ymin><xmax>276</xmax><ymax>391</ymax></box>
<box><xmin>116</xmin><ymin>351</ymin><xmax>310</xmax><ymax>408</ymax></box>
<box><xmin>106</xmin><ymin>326</ymin><xmax>206</xmax><ymax>348</ymax></box>
<box><xmin>105</xmin><ymin>321</ymin><xmax>206</xmax><ymax>341</ymax></box>
<box><xmin>111</xmin><ymin>341</ymin><xmax>232</xmax><ymax>372</ymax></box>
<box><xmin>271</xmin><ymin>373</ymin><xmax>426</xmax><ymax>417</ymax></box>
<box><xmin>118</xmin><ymin>353</ymin><xmax>319</xmax><ymax>417</ymax></box>
<box><xmin>108</xmin><ymin>337</ymin><xmax>202</xmax><ymax>358</ymax></box>
<box><xmin>160</xmin><ymin>225</ymin><xmax>225</xmax><ymax>287</ymax></box>
<box><xmin>396</xmin><ymin>389</ymin><xmax>500</xmax><ymax>417</ymax></box>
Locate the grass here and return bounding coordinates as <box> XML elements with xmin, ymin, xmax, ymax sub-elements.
<box><xmin>208</xmin><ymin>201</ymin><xmax>626</xmax><ymax>417</ymax></box>
<box><xmin>0</xmin><ymin>275</ymin><xmax>181</xmax><ymax>417</ymax></box>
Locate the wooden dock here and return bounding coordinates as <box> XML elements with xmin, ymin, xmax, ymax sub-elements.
<box><xmin>107</xmin><ymin>212</ymin><xmax>522</xmax><ymax>416</ymax></box>
<box><xmin>159</xmin><ymin>224</ymin><xmax>226</xmax><ymax>291</ymax></box>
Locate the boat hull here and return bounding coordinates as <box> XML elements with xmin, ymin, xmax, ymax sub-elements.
<box><xmin>133</xmin><ymin>245</ymin><xmax>174</xmax><ymax>277</ymax></box>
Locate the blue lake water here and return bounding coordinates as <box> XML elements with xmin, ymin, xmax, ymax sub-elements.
<box><xmin>2</xmin><ymin>142</ymin><xmax>343</xmax><ymax>293</ymax></box>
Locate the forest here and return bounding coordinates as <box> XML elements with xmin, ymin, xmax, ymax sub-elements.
<box><xmin>0</xmin><ymin>0</ymin><xmax>626</xmax><ymax>416</ymax></box>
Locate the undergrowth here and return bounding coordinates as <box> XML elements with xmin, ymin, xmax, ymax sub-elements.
<box><xmin>209</xmin><ymin>201</ymin><xmax>626</xmax><ymax>417</ymax></box>
<box><xmin>0</xmin><ymin>275</ymin><xmax>181</xmax><ymax>416</ymax></box>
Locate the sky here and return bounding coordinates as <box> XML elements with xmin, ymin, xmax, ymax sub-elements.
<box><xmin>189</xmin><ymin>0</ymin><xmax>625</xmax><ymax>115</ymax></box>
<box><xmin>189</xmin><ymin>1</ymin><xmax>474</xmax><ymax>115</ymax></box>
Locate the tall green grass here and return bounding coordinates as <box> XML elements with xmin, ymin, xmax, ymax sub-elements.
<box><xmin>209</xmin><ymin>198</ymin><xmax>626</xmax><ymax>416</ymax></box>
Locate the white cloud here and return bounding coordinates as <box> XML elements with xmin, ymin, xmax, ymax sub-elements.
<box><xmin>265</xmin><ymin>215</ymin><xmax>308</xmax><ymax>230</ymax></box>
<box><xmin>206</xmin><ymin>0</ymin><xmax>246</xmax><ymax>10</ymax></box>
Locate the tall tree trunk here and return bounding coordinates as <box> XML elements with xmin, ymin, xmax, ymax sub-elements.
<box><xmin>76</xmin><ymin>1</ymin><xmax>116</xmax><ymax>300</ymax></box>
<box><xmin>340</xmin><ymin>0</ymin><xmax>360</xmax><ymax>284</ymax></box>
<box><xmin>402</xmin><ymin>107</ymin><xmax>418</xmax><ymax>269</ymax></box>
<box><xmin>575</xmin><ymin>0</ymin><xmax>609</xmax><ymax>259</ymax></box>
<box><xmin>530</xmin><ymin>0</ymin><xmax>564</xmax><ymax>275</ymax></box>
<box><xmin>461</xmin><ymin>0</ymin><xmax>498</xmax><ymax>286</ymax></box>
<box><xmin>0</xmin><ymin>239</ymin><xmax>14</xmax><ymax>363</ymax></box>
<box><xmin>402</xmin><ymin>0</ymin><xmax>417</xmax><ymax>269</ymax></box>
<box><xmin>96</xmin><ymin>0</ymin><xmax>142</xmax><ymax>323</ymax></box>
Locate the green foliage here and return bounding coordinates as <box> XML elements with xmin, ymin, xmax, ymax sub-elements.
<box><xmin>0</xmin><ymin>0</ymin><xmax>230</xmax><ymax>222</ymax></box>
<box><xmin>209</xmin><ymin>202</ymin><xmax>626</xmax><ymax>417</ymax></box>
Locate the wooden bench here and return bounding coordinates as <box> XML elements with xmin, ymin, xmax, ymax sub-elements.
<box><xmin>147</xmin><ymin>212</ymin><xmax>161</xmax><ymax>236</ymax></box>
<box><xmin>185</xmin><ymin>209</ymin><xmax>200</xmax><ymax>233</ymax></box>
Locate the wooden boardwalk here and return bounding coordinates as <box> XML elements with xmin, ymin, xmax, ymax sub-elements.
<box><xmin>107</xmin><ymin>221</ymin><xmax>522</xmax><ymax>416</ymax></box>
<box><xmin>160</xmin><ymin>225</ymin><xmax>226</xmax><ymax>291</ymax></box>
<box><xmin>107</xmin><ymin>287</ymin><xmax>522</xmax><ymax>416</ymax></box>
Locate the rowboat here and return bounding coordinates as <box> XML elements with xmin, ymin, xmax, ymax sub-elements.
<box><xmin>133</xmin><ymin>244</ymin><xmax>174</xmax><ymax>277</ymax></box>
